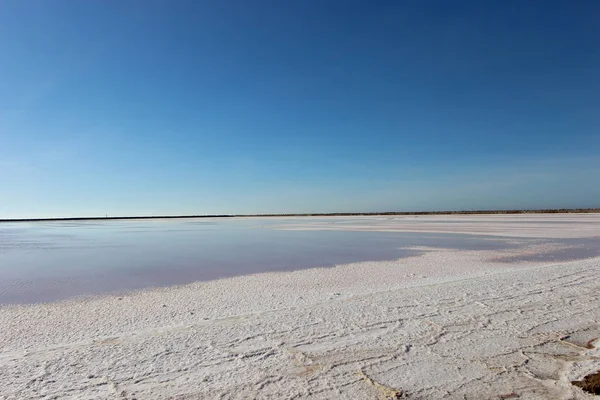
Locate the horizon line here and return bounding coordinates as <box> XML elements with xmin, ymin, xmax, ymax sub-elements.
<box><xmin>1</xmin><ymin>208</ymin><xmax>599</xmax><ymax>223</ymax></box>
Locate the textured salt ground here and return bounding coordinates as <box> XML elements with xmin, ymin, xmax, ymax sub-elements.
<box><xmin>1</xmin><ymin>246</ymin><xmax>599</xmax><ymax>399</ymax></box>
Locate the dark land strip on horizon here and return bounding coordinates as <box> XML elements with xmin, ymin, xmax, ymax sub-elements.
<box><xmin>1</xmin><ymin>208</ymin><xmax>599</xmax><ymax>223</ymax></box>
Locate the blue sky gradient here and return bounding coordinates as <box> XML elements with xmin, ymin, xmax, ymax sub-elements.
<box><xmin>1</xmin><ymin>1</ymin><xmax>599</xmax><ymax>217</ymax></box>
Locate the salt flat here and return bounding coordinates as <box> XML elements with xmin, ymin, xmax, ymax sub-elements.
<box><xmin>1</xmin><ymin>215</ymin><xmax>599</xmax><ymax>399</ymax></box>
<box><xmin>274</xmin><ymin>213</ymin><xmax>600</xmax><ymax>238</ymax></box>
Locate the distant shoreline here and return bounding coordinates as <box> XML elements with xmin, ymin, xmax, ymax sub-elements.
<box><xmin>1</xmin><ymin>208</ymin><xmax>599</xmax><ymax>222</ymax></box>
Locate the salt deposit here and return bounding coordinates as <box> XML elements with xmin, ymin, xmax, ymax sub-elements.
<box><xmin>1</xmin><ymin>215</ymin><xmax>599</xmax><ymax>399</ymax></box>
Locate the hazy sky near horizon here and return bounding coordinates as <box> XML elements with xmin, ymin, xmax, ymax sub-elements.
<box><xmin>1</xmin><ymin>1</ymin><xmax>599</xmax><ymax>218</ymax></box>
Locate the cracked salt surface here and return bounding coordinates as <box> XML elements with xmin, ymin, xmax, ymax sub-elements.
<box><xmin>1</xmin><ymin>214</ymin><xmax>600</xmax><ymax>399</ymax></box>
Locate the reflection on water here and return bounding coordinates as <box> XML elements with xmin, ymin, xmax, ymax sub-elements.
<box><xmin>0</xmin><ymin>218</ymin><xmax>598</xmax><ymax>304</ymax></box>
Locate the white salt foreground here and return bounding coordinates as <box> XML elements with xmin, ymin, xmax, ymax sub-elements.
<box><xmin>1</xmin><ymin>217</ymin><xmax>600</xmax><ymax>399</ymax></box>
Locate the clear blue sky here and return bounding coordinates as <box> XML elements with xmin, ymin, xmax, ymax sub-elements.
<box><xmin>1</xmin><ymin>1</ymin><xmax>599</xmax><ymax>218</ymax></box>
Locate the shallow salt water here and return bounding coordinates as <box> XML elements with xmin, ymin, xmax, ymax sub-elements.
<box><xmin>0</xmin><ymin>217</ymin><xmax>599</xmax><ymax>304</ymax></box>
